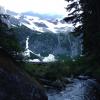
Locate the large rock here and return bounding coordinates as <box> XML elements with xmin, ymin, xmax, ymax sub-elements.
<box><xmin>0</xmin><ymin>48</ymin><xmax>48</xmax><ymax>100</ymax></box>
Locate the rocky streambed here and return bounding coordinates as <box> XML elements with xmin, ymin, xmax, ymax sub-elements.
<box><xmin>47</xmin><ymin>78</ymin><xmax>100</xmax><ymax>100</ymax></box>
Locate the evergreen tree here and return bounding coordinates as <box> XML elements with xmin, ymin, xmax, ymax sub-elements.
<box><xmin>64</xmin><ymin>0</ymin><xmax>100</xmax><ymax>61</ymax></box>
<box><xmin>0</xmin><ymin>14</ymin><xmax>21</xmax><ymax>55</ymax></box>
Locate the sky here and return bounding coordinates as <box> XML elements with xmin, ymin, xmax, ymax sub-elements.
<box><xmin>0</xmin><ymin>0</ymin><xmax>67</xmax><ymax>16</ymax></box>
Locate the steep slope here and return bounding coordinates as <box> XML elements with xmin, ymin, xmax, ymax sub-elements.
<box><xmin>0</xmin><ymin>10</ymin><xmax>82</xmax><ymax>61</ymax></box>
<box><xmin>5</xmin><ymin>9</ymin><xmax>74</xmax><ymax>33</ymax></box>
<box><xmin>17</xmin><ymin>14</ymin><xmax>73</xmax><ymax>33</ymax></box>
<box><xmin>0</xmin><ymin>48</ymin><xmax>47</xmax><ymax>100</ymax></box>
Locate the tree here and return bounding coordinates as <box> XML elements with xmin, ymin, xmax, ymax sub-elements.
<box><xmin>64</xmin><ymin>0</ymin><xmax>100</xmax><ymax>61</ymax></box>
<box><xmin>0</xmin><ymin>14</ymin><xmax>21</xmax><ymax>55</ymax></box>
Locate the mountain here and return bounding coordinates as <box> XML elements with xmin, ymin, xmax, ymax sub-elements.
<box><xmin>1</xmin><ymin>8</ymin><xmax>73</xmax><ymax>34</ymax></box>
<box><xmin>0</xmin><ymin>9</ymin><xmax>82</xmax><ymax>62</ymax></box>
<box><xmin>12</xmin><ymin>13</ymin><xmax>73</xmax><ymax>33</ymax></box>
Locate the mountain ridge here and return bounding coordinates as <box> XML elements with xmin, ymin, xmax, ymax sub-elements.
<box><xmin>0</xmin><ymin>8</ymin><xmax>82</xmax><ymax>62</ymax></box>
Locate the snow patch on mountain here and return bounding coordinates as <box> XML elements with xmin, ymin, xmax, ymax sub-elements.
<box><xmin>0</xmin><ymin>7</ymin><xmax>74</xmax><ymax>34</ymax></box>
<box><xmin>0</xmin><ymin>9</ymin><xmax>82</xmax><ymax>62</ymax></box>
<box><xmin>13</xmin><ymin>14</ymin><xmax>74</xmax><ymax>33</ymax></box>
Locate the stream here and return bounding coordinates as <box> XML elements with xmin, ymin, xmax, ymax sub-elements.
<box><xmin>47</xmin><ymin>78</ymin><xmax>100</xmax><ymax>100</ymax></box>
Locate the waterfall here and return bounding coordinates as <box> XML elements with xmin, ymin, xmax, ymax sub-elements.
<box><xmin>71</xmin><ymin>38</ymin><xmax>78</xmax><ymax>58</ymax></box>
<box><xmin>67</xmin><ymin>34</ymin><xmax>82</xmax><ymax>58</ymax></box>
<box><xmin>26</xmin><ymin>36</ymin><xmax>29</xmax><ymax>50</ymax></box>
<box><xmin>24</xmin><ymin>36</ymin><xmax>43</xmax><ymax>60</ymax></box>
<box><xmin>67</xmin><ymin>34</ymin><xmax>72</xmax><ymax>58</ymax></box>
<box><xmin>79</xmin><ymin>34</ymin><xmax>83</xmax><ymax>56</ymax></box>
<box><xmin>23</xmin><ymin>36</ymin><xmax>30</xmax><ymax>57</ymax></box>
<box><xmin>57</xmin><ymin>34</ymin><xmax>61</xmax><ymax>47</ymax></box>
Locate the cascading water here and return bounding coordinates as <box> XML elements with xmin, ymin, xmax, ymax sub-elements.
<box><xmin>67</xmin><ymin>33</ymin><xmax>83</xmax><ymax>58</ymax></box>
<box><xmin>26</xmin><ymin>36</ymin><xmax>29</xmax><ymax>50</ymax></box>
<box><xmin>23</xmin><ymin>33</ymin><xmax>83</xmax><ymax>61</ymax></box>
<box><xmin>53</xmin><ymin>34</ymin><xmax>64</xmax><ymax>55</ymax></box>
<box><xmin>23</xmin><ymin>36</ymin><xmax>30</xmax><ymax>57</ymax></box>
<box><xmin>47</xmin><ymin>78</ymin><xmax>100</xmax><ymax>100</ymax></box>
<box><xmin>67</xmin><ymin>34</ymin><xmax>72</xmax><ymax>58</ymax></box>
<box><xmin>52</xmin><ymin>33</ymin><xmax>82</xmax><ymax>59</ymax></box>
<box><xmin>71</xmin><ymin>37</ymin><xmax>79</xmax><ymax>58</ymax></box>
<box><xmin>58</xmin><ymin>34</ymin><xmax>61</xmax><ymax>47</ymax></box>
<box><xmin>24</xmin><ymin>36</ymin><xmax>43</xmax><ymax>60</ymax></box>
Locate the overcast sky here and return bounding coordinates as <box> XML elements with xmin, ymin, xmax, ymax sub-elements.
<box><xmin>0</xmin><ymin>0</ymin><xmax>67</xmax><ymax>16</ymax></box>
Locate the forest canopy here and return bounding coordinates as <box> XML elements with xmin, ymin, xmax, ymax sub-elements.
<box><xmin>64</xmin><ymin>0</ymin><xmax>100</xmax><ymax>61</ymax></box>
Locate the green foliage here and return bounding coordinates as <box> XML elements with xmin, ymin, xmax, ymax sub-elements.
<box><xmin>0</xmin><ymin>35</ymin><xmax>21</xmax><ymax>52</ymax></box>
<box><xmin>18</xmin><ymin>56</ymin><xmax>100</xmax><ymax>85</ymax></box>
<box><xmin>65</xmin><ymin>0</ymin><xmax>100</xmax><ymax>60</ymax></box>
<box><xmin>0</xmin><ymin>16</ymin><xmax>22</xmax><ymax>55</ymax></box>
<box><xmin>19</xmin><ymin>58</ymin><xmax>89</xmax><ymax>81</ymax></box>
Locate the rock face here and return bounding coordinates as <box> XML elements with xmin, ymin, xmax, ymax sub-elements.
<box><xmin>0</xmin><ymin>13</ymin><xmax>82</xmax><ymax>60</ymax></box>
<box><xmin>0</xmin><ymin>48</ymin><xmax>48</xmax><ymax>100</ymax></box>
